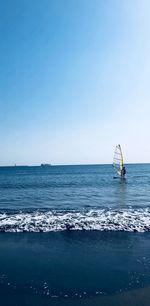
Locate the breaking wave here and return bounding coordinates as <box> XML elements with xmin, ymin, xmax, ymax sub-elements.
<box><xmin>0</xmin><ymin>208</ymin><xmax>150</xmax><ymax>232</ymax></box>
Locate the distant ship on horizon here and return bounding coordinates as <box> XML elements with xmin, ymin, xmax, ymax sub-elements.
<box><xmin>14</xmin><ymin>164</ymin><xmax>29</xmax><ymax>167</ymax></box>
<box><xmin>40</xmin><ymin>163</ymin><xmax>52</xmax><ymax>167</ymax></box>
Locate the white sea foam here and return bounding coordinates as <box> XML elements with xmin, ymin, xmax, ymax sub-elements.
<box><xmin>0</xmin><ymin>208</ymin><xmax>150</xmax><ymax>232</ymax></box>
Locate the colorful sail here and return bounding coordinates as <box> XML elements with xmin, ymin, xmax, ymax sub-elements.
<box><xmin>113</xmin><ymin>144</ymin><xmax>123</xmax><ymax>177</ymax></box>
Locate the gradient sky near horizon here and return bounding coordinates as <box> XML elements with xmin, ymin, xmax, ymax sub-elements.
<box><xmin>0</xmin><ymin>0</ymin><xmax>150</xmax><ymax>165</ymax></box>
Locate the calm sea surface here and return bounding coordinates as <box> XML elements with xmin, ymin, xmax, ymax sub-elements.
<box><xmin>0</xmin><ymin>164</ymin><xmax>150</xmax><ymax>305</ymax></box>
<box><xmin>0</xmin><ymin>164</ymin><xmax>150</xmax><ymax>231</ymax></box>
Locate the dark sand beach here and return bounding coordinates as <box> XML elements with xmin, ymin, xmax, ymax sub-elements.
<box><xmin>0</xmin><ymin>231</ymin><xmax>150</xmax><ymax>306</ymax></box>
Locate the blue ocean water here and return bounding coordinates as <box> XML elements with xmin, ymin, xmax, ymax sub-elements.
<box><xmin>1</xmin><ymin>164</ymin><xmax>150</xmax><ymax>306</ymax></box>
<box><xmin>0</xmin><ymin>164</ymin><xmax>150</xmax><ymax>231</ymax></box>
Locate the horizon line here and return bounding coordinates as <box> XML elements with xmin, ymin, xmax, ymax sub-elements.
<box><xmin>0</xmin><ymin>162</ymin><xmax>150</xmax><ymax>167</ymax></box>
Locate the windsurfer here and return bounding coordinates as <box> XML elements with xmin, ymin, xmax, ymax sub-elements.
<box><xmin>121</xmin><ymin>166</ymin><xmax>126</xmax><ymax>177</ymax></box>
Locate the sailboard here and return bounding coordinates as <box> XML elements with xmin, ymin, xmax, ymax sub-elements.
<box><xmin>113</xmin><ymin>144</ymin><xmax>124</xmax><ymax>178</ymax></box>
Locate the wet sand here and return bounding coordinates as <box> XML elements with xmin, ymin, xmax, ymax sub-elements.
<box><xmin>0</xmin><ymin>232</ymin><xmax>150</xmax><ymax>306</ymax></box>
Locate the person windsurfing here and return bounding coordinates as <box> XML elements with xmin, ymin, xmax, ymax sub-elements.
<box><xmin>121</xmin><ymin>165</ymin><xmax>126</xmax><ymax>178</ymax></box>
<box><xmin>113</xmin><ymin>144</ymin><xmax>126</xmax><ymax>179</ymax></box>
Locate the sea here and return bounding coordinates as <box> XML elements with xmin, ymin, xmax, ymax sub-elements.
<box><xmin>0</xmin><ymin>164</ymin><xmax>150</xmax><ymax>306</ymax></box>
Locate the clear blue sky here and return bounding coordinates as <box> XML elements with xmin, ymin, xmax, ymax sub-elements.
<box><xmin>0</xmin><ymin>0</ymin><xmax>150</xmax><ymax>165</ymax></box>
